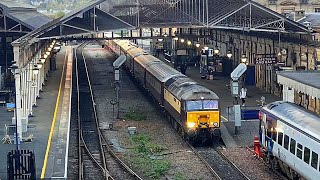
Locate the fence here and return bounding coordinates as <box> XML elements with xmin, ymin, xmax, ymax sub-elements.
<box><xmin>7</xmin><ymin>149</ymin><xmax>36</xmax><ymax>180</ymax></box>
<box><xmin>226</xmin><ymin>105</ymin><xmax>261</xmax><ymax>121</ymax></box>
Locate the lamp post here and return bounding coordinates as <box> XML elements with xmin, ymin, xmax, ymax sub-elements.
<box><xmin>241</xmin><ymin>53</ymin><xmax>248</xmax><ymax>64</ymax></box>
<box><xmin>204</xmin><ymin>46</ymin><xmax>209</xmax><ymax>75</ymax></box>
<box><xmin>9</xmin><ymin>64</ymin><xmax>20</xmax><ymax>150</ymax></box>
<box><xmin>214</xmin><ymin>46</ymin><xmax>220</xmax><ymax>55</ymax></box>
<box><xmin>227</xmin><ymin>50</ymin><xmax>232</xmax><ymax>59</ymax></box>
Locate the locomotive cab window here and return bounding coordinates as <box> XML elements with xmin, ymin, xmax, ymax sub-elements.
<box><xmin>186</xmin><ymin>100</ymin><xmax>202</xmax><ymax>111</ymax></box>
<box><xmin>186</xmin><ymin>99</ymin><xmax>219</xmax><ymax>111</ymax></box>
<box><xmin>203</xmin><ymin>100</ymin><xmax>218</xmax><ymax>110</ymax></box>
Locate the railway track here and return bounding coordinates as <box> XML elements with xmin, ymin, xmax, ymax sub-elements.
<box><xmin>74</xmin><ymin>43</ymin><xmax>142</xmax><ymax>180</ymax></box>
<box><xmin>186</xmin><ymin>142</ymin><xmax>250</xmax><ymax>180</ymax></box>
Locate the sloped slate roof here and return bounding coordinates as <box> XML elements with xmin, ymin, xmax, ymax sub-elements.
<box><xmin>8</xmin><ymin>11</ymin><xmax>52</xmax><ymax>29</ymax></box>
<box><xmin>0</xmin><ymin>0</ymin><xmax>35</xmax><ymax>9</ymax></box>
<box><xmin>277</xmin><ymin>71</ymin><xmax>320</xmax><ymax>98</ymax></box>
<box><xmin>298</xmin><ymin>13</ymin><xmax>320</xmax><ymax>28</ymax></box>
<box><xmin>0</xmin><ymin>0</ymin><xmax>52</xmax><ymax>30</ymax></box>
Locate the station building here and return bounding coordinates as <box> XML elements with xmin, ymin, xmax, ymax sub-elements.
<box><xmin>254</xmin><ymin>0</ymin><xmax>320</xmax><ymax>17</ymax></box>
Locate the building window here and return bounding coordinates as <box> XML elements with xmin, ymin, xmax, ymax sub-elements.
<box><xmin>269</xmin><ymin>0</ymin><xmax>277</xmax><ymax>5</ymax></box>
<box><xmin>6</xmin><ymin>37</ymin><xmax>12</xmax><ymax>43</ymax></box>
<box><xmin>300</xmin><ymin>0</ymin><xmax>308</xmax><ymax>4</ymax></box>
<box><xmin>315</xmin><ymin>8</ymin><xmax>320</xmax><ymax>13</ymax></box>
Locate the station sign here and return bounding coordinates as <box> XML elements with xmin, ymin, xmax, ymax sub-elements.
<box><xmin>255</xmin><ymin>57</ymin><xmax>277</xmax><ymax>65</ymax></box>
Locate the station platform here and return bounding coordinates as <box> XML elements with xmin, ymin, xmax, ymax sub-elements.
<box><xmin>157</xmin><ymin>54</ymin><xmax>281</xmax><ymax>148</ymax></box>
<box><xmin>0</xmin><ymin>46</ymin><xmax>72</xmax><ymax>179</ymax></box>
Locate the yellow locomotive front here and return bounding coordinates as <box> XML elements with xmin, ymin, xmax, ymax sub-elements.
<box><xmin>184</xmin><ymin>98</ymin><xmax>221</xmax><ymax>141</ymax></box>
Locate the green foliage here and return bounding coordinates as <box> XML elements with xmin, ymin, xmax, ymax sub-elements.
<box><xmin>126</xmin><ymin>133</ymin><xmax>171</xmax><ymax>179</ymax></box>
<box><xmin>132</xmin><ymin>134</ymin><xmax>151</xmax><ymax>144</ymax></box>
<box><xmin>47</xmin><ymin>11</ymin><xmax>65</xmax><ymax>19</ymax></box>
<box><xmin>124</xmin><ymin>110</ymin><xmax>146</xmax><ymax>121</ymax></box>
<box><xmin>46</xmin><ymin>0</ymin><xmax>91</xmax><ymax>11</ymax></box>
<box><xmin>173</xmin><ymin>172</ymin><xmax>187</xmax><ymax>180</ymax></box>
<box><xmin>55</xmin><ymin>11</ymin><xmax>65</xmax><ymax>18</ymax></box>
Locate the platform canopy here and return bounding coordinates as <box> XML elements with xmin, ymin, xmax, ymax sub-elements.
<box><xmin>13</xmin><ymin>0</ymin><xmax>134</xmax><ymax>44</ymax></box>
<box><xmin>0</xmin><ymin>0</ymin><xmax>51</xmax><ymax>33</ymax></box>
<box><xmin>14</xmin><ymin>0</ymin><xmax>311</xmax><ymax>46</ymax></box>
<box><xmin>277</xmin><ymin>71</ymin><xmax>320</xmax><ymax>98</ymax></box>
<box><xmin>102</xmin><ymin>0</ymin><xmax>310</xmax><ymax>33</ymax></box>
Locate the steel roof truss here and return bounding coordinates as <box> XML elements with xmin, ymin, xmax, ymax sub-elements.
<box><xmin>61</xmin><ymin>24</ymin><xmax>92</xmax><ymax>34</ymax></box>
<box><xmin>253</xmin><ymin>19</ymin><xmax>285</xmax><ymax>31</ymax></box>
<box><xmin>208</xmin><ymin>3</ymin><xmax>249</xmax><ymax>27</ymax></box>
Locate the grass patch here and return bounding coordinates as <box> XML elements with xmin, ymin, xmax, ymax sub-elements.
<box><xmin>126</xmin><ymin>133</ymin><xmax>170</xmax><ymax>179</ymax></box>
<box><xmin>124</xmin><ymin>110</ymin><xmax>146</xmax><ymax>121</ymax></box>
<box><xmin>173</xmin><ymin>172</ymin><xmax>188</xmax><ymax>180</ymax></box>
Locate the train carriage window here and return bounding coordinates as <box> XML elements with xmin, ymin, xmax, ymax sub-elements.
<box><xmin>304</xmin><ymin>147</ymin><xmax>311</xmax><ymax>164</ymax></box>
<box><xmin>311</xmin><ymin>151</ymin><xmax>318</xmax><ymax>170</ymax></box>
<box><xmin>278</xmin><ymin>132</ymin><xmax>283</xmax><ymax>146</ymax></box>
<box><xmin>297</xmin><ymin>143</ymin><xmax>303</xmax><ymax>159</ymax></box>
<box><xmin>267</xmin><ymin>128</ymin><xmax>272</xmax><ymax>138</ymax></box>
<box><xmin>284</xmin><ymin>135</ymin><xmax>289</xmax><ymax>150</ymax></box>
<box><xmin>272</xmin><ymin>129</ymin><xmax>277</xmax><ymax>142</ymax></box>
<box><xmin>290</xmin><ymin>138</ymin><xmax>296</xmax><ymax>155</ymax></box>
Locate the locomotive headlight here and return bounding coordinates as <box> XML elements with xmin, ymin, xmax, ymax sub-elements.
<box><xmin>211</xmin><ymin>122</ymin><xmax>218</xmax><ymax>127</ymax></box>
<box><xmin>187</xmin><ymin>122</ymin><xmax>196</xmax><ymax>128</ymax></box>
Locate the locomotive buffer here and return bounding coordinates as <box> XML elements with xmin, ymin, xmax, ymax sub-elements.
<box><xmin>230</xmin><ymin>63</ymin><xmax>247</xmax><ymax>134</ymax></box>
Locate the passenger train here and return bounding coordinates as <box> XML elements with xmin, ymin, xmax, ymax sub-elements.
<box><xmin>259</xmin><ymin>101</ymin><xmax>320</xmax><ymax>180</ymax></box>
<box><xmin>106</xmin><ymin>39</ymin><xmax>221</xmax><ymax>142</ymax></box>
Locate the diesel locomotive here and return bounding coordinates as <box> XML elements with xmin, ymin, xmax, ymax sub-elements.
<box><xmin>107</xmin><ymin>39</ymin><xmax>221</xmax><ymax>142</ymax></box>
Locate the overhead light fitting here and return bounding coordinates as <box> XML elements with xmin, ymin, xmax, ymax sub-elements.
<box><xmin>227</xmin><ymin>50</ymin><xmax>232</xmax><ymax>58</ymax></box>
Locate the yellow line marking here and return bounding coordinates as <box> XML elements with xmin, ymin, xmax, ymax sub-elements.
<box><xmin>221</xmin><ymin>115</ymin><xmax>228</xmax><ymax>122</ymax></box>
<box><xmin>41</xmin><ymin>47</ymin><xmax>68</xmax><ymax>179</ymax></box>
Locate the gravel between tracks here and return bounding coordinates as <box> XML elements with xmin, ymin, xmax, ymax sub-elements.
<box><xmin>84</xmin><ymin>44</ymin><xmax>215</xmax><ymax>180</ymax></box>
<box><xmin>221</xmin><ymin>148</ymin><xmax>286</xmax><ymax>180</ymax></box>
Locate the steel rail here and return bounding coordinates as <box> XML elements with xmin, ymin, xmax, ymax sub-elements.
<box><xmin>81</xmin><ymin>43</ymin><xmax>109</xmax><ymax>178</ymax></box>
<box><xmin>185</xmin><ymin>142</ymin><xmax>222</xmax><ymax>180</ymax></box>
<box><xmin>215</xmin><ymin>148</ymin><xmax>251</xmax><ymax>180</ymax></box>
<box><xmin>75</xmin><ymin>43</ymin><xmax>109</xmax><ymax>180</ymax></box>
<box><xmin>76</xmin><ymin>42</ymin><xmax>142</xmax><ymax>180</ymax></box>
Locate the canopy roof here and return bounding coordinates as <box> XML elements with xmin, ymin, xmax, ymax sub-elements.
<box><xmin>277</xmin><ymin>71</ymin><xmax>320</xmax><ymax>98</ymax></box>
<box><xmin>14</xmin><ymin>0</ymin><xmax>311</xmax><ymax>47</ymax></box>
<box><xmin>0</xmin><ymin>0</ymin><xmax>51</xmax><ymax>32</ymax></box>
<box><xmin>102</xmin><ymin>0</ymin><xmax>310</xmax><ymax>33</ymax></box>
